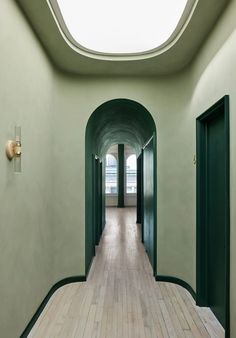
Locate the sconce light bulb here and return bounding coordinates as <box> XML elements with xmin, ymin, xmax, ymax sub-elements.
<box><xmin>15</xmin><ymin>141</ymin><xmax>22</xmax><ymax>157</ymax></box>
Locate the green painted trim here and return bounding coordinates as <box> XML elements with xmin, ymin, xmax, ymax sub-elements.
<box><xmin>136</xmin><ymin>154</ymin><xmax>142</xmax><ymax>224</ymax></box>
<box><xmin>196</xmin><ymin>95</ymin><xmax>230</xmax><ymax>337</ymax></box>
<box><xmin>155</xmin><ymin>275</ymin><xmax>196</xmax><ymax>300</ymax></box>
<box><xmin>117</xmin><ymin>144</ymin><xmax>125</xmax><ymax>208</ymax></box>
<box><xmin>142</xmin><ymin>134</ymin><xmax>157</xmax><ymax>277</ymax></box>
<box><xmin>141</xmin><ymin>149</ymin><xmax>144</xmax><ymax>243</ymax></box>
<box><xmin>20</xmin><ymin>275</ymin><xmax>86</xmax><ymax>337</ymax></box>
<box><xmin>153</xmin><ymin>132</ymin><xmax>157</xmax><ymax>278</ymax></box>
<box><xmin>86</xmin><ymin>255</ymin><xmax>95</xmax><ymax>278</ymax></box>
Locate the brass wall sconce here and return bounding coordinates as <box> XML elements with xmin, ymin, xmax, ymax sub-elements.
<box><xmin>6</xmin><ymin>126</ymin><xmax>22</xmax><ymax>172</ymax></box>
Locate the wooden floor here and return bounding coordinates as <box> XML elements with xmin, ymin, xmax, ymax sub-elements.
<box><xmin>29</xmin><ymin>207</ymin><xmax>224</xmax><ymax>338</ymax></box>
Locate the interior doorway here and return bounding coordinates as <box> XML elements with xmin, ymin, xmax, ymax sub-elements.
<box><xmin>85</xmin><ymin>99</ymin><xmax>157</xmax><ymax>276</ymax></box>
<box><xmin>196</xmin><ymin>95</ymin><xmax>230</xmax><ymax>337</ymax></box>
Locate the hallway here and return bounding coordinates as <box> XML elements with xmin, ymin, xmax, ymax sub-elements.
<box><xmin>29</xmin><ymin>208</ymin><xmax>224</xmax><ymax>338</ymax></box>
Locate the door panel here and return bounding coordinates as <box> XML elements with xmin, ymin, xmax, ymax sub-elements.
<box><xmin>196</xmin><ymin>96</ymin><xmax>230</xmax><ymax>334</ymax></box>
<box><xmin>143</xmin><ymin>137</ymin><xmax>156</xmax><ymax>273</ymax></box>
<box><xmin>207</xmin><ymin>114</ymin><xmax>226</xmax><ymax>326</ymax></box>
<box><xmin>136</xmin><ymin>154</ymin><xmax>142</xmax><ymax>225</ymax></box>
<box><xmin>98</xmin><ymin>161</ymin><xmax>103</xmax><ymax>238</ymax></box>
<box><xmin>93</xmin><ymin>157</ymin><xmax>102</xmax><ymax>247</ymax></box>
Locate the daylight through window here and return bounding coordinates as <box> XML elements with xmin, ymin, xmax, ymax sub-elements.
<box><xmin>126</xmin><ymin>154</ymin><xmax>137</xmax><ymax>194</ymax></box>
<box><xmin>105</xmin><ymin>154</ymin><xmax>117</xmax><ymax>194</ymax></box>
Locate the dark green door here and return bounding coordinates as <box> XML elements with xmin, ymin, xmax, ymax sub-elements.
<box><xmin>136</xmin><ymin>154</ymin><xmax>142</xmax><ymax>225</ymax></box>
<box><xmin>208</xmin><ymin>115</ymin><xmax>226</xmax><ymax>325</ymax></box>
<box><xmin>196</xmin><ymin>96</ymin><xmax>230</xmax><ymax>334</ymax></box>
<box><xmin>93</xmin><ymin>156</ymin><xmax>100</xmax><ymax>246</ymax></box>
<box><xmin>98</xmin><ymin>161</ymin><xmax>103</xmax><ymax>239</ymax></box>
<box><xmin>143</xmin><ymin>136</ymin><xmax>156</xmax><ymax>275</ymax></box>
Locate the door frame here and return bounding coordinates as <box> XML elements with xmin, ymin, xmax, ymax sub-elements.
<box><xmin>196</xmin><ymin>95</ymin><xmax>230</xmax><ymax>336</ymax></box>
<box><xmin>136</xmin><ymin>153</ymin><xmax>142</xmax><ymax>228</ymax></box>
<box><xmin>142</xmin><ymin>134</ymin><xmax>157</xmax><ymax>276</ymax></box>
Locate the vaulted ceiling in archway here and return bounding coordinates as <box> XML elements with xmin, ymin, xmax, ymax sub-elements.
<box><xmin>86</xmin><ymin>99</ymin><xmax>156</xmax><ymax>157</ymax></box>
<box><xmin>17</xmin><ymin>0</ymin><xmax>230</xmax><ymax>75</ymax></box>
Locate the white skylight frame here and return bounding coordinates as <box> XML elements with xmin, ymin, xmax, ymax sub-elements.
<box><xmin>47</xmin><ymin>0</ymin><xmax>198</xmax><ymax>59</ymax></box>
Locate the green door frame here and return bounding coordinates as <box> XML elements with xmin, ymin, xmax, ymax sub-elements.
<box><xmin>142</xmin><ymin>134</ymin><xmax>157</xmax><ymax>276</ymax></box>
<box><xmin>196</xmin><ymin>95</ymin><xmax>230</xmax><ymax>337</ymax></box>
<box><xmin>117</xmin><ymin>144</ymin><xmax>125</xmax><ymax>208</ymax></box>
<box><xmin>136</xmin><ymin>153</ymin><xmax>142</xmax><ymax>225</ymax></box>
<box><xmin>98</xmin><ymin>161</ymin><xmax>103</xmax><ymax>238</ymax></box>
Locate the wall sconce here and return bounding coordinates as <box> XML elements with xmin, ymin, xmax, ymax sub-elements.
<box><xmin>6</xmin><ymin>126</ymin><xmax>22</xmax><ymax>172</ymax></box>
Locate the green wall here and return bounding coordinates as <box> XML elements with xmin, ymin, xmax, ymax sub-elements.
<box><xmin>1</xmin><ymin>0</ymin><xmax>236</xmax><ymax>336</ymax></box>
<box><xmin>143</xmin><ymin>136</ymin><xmax>156</xmax><ymax>274</ymax></box>
<box><xmin>188</xmin><ymin>1</ymin><xmax>236</xmax><ymax>333</ymax></box>
<box><xmin>0</xmin><ymin>0</ymin><xmax>54</xmax><ymax>337</ymax></box>
<box><xmin>53</xmin><ymin>72</ymin><xmax>193</xmax><ymax>281</ymax></box>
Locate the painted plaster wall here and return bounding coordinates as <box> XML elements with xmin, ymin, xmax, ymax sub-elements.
<box><xmin>0</xmin><ymin>1</ymin><xmax>54</xmax><ymax>337</ymax></box>
<box><xmin>1</xmin><ymin>0</ymin><xmax>236</xmax><ymax>337</ymax></box>
<box><xmin>53</xmin><ymin>73</ymin><xmax>192</xmax><ymax>279</ymax></box>
<box><xmin>189</xmin><ymin>0</ymin><xmax>236</xmax><ymax>331</ymax></box>
<box><xmin>105</xmin><ymin>195</ymin><xmax>118</xmax><ymax>207</ymax></box>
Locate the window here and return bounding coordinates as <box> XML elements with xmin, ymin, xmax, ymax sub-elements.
<box><xmin>105</xmin><ymin>154</ymin><xmax>117</xmax><ymax>194</ymax></box>
<box><xmin>126</xmin><ymin>154</ymin><xmax>137</xmax><ymax>194</ymax></box>
<box><xmin>55</xmin><ymin>0</ymin><xmax>189</xmax><ymax>54</ymax></box>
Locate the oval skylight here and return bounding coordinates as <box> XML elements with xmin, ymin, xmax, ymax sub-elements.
<box><xmin>54</xmin><ymin>0</ymin><xmax>190</xmax><ymax>54</ymax></box>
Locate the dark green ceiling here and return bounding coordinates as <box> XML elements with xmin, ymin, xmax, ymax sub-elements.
<box><xmin>86</xmin><ymin>99</ymin><xmax>156</xmax><ymax>157</ymax></box>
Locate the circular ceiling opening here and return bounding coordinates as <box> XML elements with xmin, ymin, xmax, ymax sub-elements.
<box><xmin>49</xmin><ymin>0</ymin><xmax>197</xmax><ymax>56</ymax></box>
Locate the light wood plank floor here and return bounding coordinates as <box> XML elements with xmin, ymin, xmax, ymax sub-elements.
<box><xmin>29</xmin><ymin>207</ymin><xmax>224</xmax><ymax>338</ymax></box>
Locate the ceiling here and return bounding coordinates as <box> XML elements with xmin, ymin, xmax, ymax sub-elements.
<box><xmin>50</xmin><ymin>0</ymin><xmax>191</xmax><ymax>55</ymax></box>
<box><xmin>16</xmin><ymin>0</ymin><xmax>230</xmax><ymax>76</ymax></box>
<box><xmin>86</xmin><ymin>99</ymin><xmax>156</xmax><ymax>156</ymax></box>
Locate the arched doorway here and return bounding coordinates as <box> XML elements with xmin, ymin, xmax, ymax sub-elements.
<box><xmin>85</xmin><ymin>99</ymin><xmax>157</xmax><ymax>276</ymax></box>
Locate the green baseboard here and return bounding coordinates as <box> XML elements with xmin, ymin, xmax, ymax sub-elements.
<box><xmin>155</xmin><ymin>275</ymin><xmax>196</xmax><ymax>300</ymax></box>
<box><xmin>20</xmin><ymin>275</ymin><xmax>86</xmax><ymax>337</ymax></box>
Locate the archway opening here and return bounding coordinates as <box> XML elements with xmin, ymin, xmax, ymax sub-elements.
<box><xmin>85</xmin><ymin>98</ymin><xmax>157</xmax><ymax>275</ymax></box>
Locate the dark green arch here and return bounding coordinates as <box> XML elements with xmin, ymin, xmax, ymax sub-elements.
<box><xmin>85</xmin><ymin>98</ymin><xmax>157</xmax><ymax>274</ymax></box>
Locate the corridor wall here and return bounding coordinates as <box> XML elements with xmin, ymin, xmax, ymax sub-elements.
<box><xmin>52</xmin><ymin>73</ymin><xmax>193</xmax><ymax>282</ymax></box>
<box><xmin>1</xmin><ymin>0</ymin><xmax>236</xmax><ymax>336</ymax></box>
<box><xmin>0</xmin><ymin>1</ymin><xmax>55</xmax><ymax>337</ymax></box>
<box><xmin>187</xmin><ymin>1</ymin><xmax>236</xmax><ymax>333</ymax></box>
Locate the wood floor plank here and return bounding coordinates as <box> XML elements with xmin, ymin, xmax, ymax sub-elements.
<box><xmin>29</xmin><ymin>207</ymin><xmax>225</xmax><ymax>338</ymax></box>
